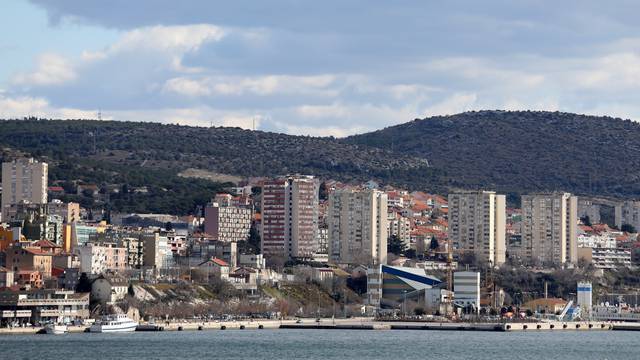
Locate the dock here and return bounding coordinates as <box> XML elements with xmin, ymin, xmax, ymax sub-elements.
<box><xmin>0</xmin><ymin>318</ymin><xmax>634</xmax><ymax>335</ymax></box>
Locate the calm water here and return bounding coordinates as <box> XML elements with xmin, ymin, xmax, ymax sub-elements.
<box><xmin>0</xmin><ymin>329</ymin><xmax>637</xmax><ymax>360</ymax></box>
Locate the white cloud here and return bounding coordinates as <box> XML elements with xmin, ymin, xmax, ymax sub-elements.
<box><xmin>571</xmin><ymin>53</ymin><xmax>640</xmax><ymax>90</ymax></box>
<box><xmin>12</xmin><ymin>53</ymin><xmax>76</xmax><ymax>86</ymax></box>
<box><xmin>0</xmin><ymin>94</ymin><xmax>94</xmax><ymax>118</ymax></box>
<box><xmin>83</xmin><ymin>24</ymin><xmax>226</xmax><ymax>60</ymax></box>
<box><xmin>105</xmin><ymin>107</ymin><xmax>261</xmax><ymax>129</ymax></box>
<box><xmin>422</xmin><ymin>93</ymin><xmax>478</xmax><ymax>116</ymax></box>
<box><xmin>163</xmin><ymin>74</ymin><xmax>337</xmax><ymax>97</ymax></box>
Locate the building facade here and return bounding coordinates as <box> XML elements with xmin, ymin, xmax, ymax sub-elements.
<box><xmin>76</xmin><ymin>243</ymin><xmax>127</xmax><ymax>274</ymax></box>
<box><xmin>519</xmin><ymin>193</ymin><xmax>578</xmax><ymax>265</ymax></box>
<box><xmin>448</xmin><ymin>191</ymin><xmax>506</xmax><ymax>266</ymax></box>
<box><xmin>328</xmin><ymin>188</ymin><xmax>388</xmax><ymax>266</ymax></box>
<box><xmin>260</xmin><ymin>176</ymin><xmax>319</xmax><ymax>260</ymax></box>
<box><xmin>1</xmin><ymin>158</ymin><xmax>48</xmax><ymax>221</ymax></box>
<box><xmin>615</xmin><ymin>201</ymin><xmax>640</xmax><ymax>232</ymax></box>
<box><xmin>204</xmin><ymin>199</ymin><xmax>252</xmax><ymax>243</ymax></box>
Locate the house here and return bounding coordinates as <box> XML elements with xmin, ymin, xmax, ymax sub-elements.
<box><xmin>32</xmin><ymin>239</ymin><xmax>63</xmax><ymax>255</ymax></box>
<box><xmin>228</xmin><ymin>267</ymin><xmax>259</xmax><ymax>292</ymax></box>
<box><xmin>196</xmin><ymin>257</ymin><xmax>230</xmax><ymax>280</ymax></box>
<box><xmin>47</xmin><ymin>186</ymin><xmax>65</xmax><ymax>196</ymax></box>
<box><xmin>77</xmin><ymin>184</ymin><xmax>99</xmax><ymax>196</ymax></box>
<box><xmin>5</xmin><ymin>246</ymin><xmax>53</xmax><ymax>278</ymax></box>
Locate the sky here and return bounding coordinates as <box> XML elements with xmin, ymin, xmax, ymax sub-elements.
<box><xmin>1</xmin><ymin>1</ymin><xmax>640</xmax><ymax>137</ymax></box>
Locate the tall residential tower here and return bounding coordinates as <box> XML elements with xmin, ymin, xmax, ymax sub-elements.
<box><xmin>260</xmin><ymin>175</ymin><xmax>319</xmax><ymax>261</ymax></box>
<box><xmin>519</xmin><ymin>192</ymin><xmax>578</xmax><ymax>265</ymax></box>
<box><xmin>1</xmin><ymin>158</ymin><xmax>48</xmax><ymax>221</ymax></box>
<box><xmin>448</xmin><ymin>191</ymin><xmax>506</xmax><ymax>266</ymax></box>
<box><xmin>328</xmin><ymin>188</ymin><xmax>388</xmax><ymax>266</ymax></box>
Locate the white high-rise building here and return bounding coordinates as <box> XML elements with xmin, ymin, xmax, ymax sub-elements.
<box><xmin>328</xmin><ymin>188</ymin><xmax>388</xmax><ymax>266</ymax></box>
<box><xmin>520</xmin><ymin>192</ymin><xmax>578</xmax><ymax>265</ymax></box>
<box><xmin>448</xmin><ymin>191</ymin><xmax>506</xmax><ymax>266</ymax></box>
<box><xmin>1</xmin><ymin>158</ymin><xmax>48</xmax><ymax>221</ymax></box>
<box><xmin>261</xmin><ymin>175</ymin><xmax>319</xmax><ymax>260</ymax></box>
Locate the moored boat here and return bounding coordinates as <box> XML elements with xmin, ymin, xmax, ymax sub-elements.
<box><xmin>89</xmin><ymin>314</ymin><xmax>138</xmax><ymax>333</ymax></box>
<box><xmin>44</xmin><ymin>323</ymin><xmax>68</xmax><ymax>334</ymax></box>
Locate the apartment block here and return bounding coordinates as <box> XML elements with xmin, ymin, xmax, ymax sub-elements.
<box><xmin>519</xmin><ymin>193</ymin><xmax>578</xmax><ymax>265</ymax></box>
<box><xmin>204</xmin><ymin>196</ymin><xmax>252</xmax><ymax>243</ymax></box>
<box><xmin>75</xmin><ymin>243</ymin><xmax>127</xmax><ymax>274</ymax></box>
<box><xmin>1</xmin><ymin>158</ymin><xmax>48</xmax><ymax>221</ymax></box>
<box><xmin>328</xmin><ymin>188</ymin><xmax>388</xmax><ymax>266</ymax></box>
<box><xmin>260</xmin><ymin>175</ymin><xmax>319</xmax><ymax>260</ymax></box>
<box><xmin>615</xmin><ymin>201</ymin><xmax>640</xmax><ymax>231</ymax></box>
<box><xmin>447</xmin><ymin>191</ymin><xmax>506</xmax><ymax>266</ymax></box>
<box><xmin>142</xmin><ymin>231</ymin><xmax>172</xmax><ymax>270</ymax></box>
<box><xmin>388</xmin><ymin>211</ymin><xmax>411</xmax><ymax>247</ymax></box>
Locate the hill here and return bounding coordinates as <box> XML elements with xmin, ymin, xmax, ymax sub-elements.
<box><xmin>346</xmin><ymin>110</ymin><xmax>640</xmax><ymax>200</ymax></box>
<box><xmin>0</xmin><ymin>118</ymin><xmax>440</xmax><ymax>214</ymax></box>
<box><xmin>2</xmin><ymin>110</ymin><xmax>640</xmax><ymax>215</ymax></box>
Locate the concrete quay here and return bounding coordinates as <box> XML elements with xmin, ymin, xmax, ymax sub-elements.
<box><xmin>281</xmin><ymin>320</ymin><xmax>615</xmax><ymax>332</ymax></box>
<box><xmin>0</xmin><ymin>318</ymin><xmax>632</xmax><ymax>335</ymax></box>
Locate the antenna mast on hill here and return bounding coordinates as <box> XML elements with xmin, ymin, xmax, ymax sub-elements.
<box><xmin>97</xmin><ymin>109</ymin><xmax>102</xmax><ymax>121</ymax></box>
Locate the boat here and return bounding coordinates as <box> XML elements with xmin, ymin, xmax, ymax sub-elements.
<box><xmin>44</xmin><ymin>323</ymin><xmax>68</xmax><ymax>335</ymax></box>
<box><xmin>89</xmin><ymin>314</ymin><xmax>138</xmax><ymax>333</ymax></box>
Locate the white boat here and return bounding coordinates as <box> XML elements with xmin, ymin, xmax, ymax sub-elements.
<box><xmin>89</xmin><ymin>314</ymin><xmax>138</xmax><ymax>333</ymax></box>
<box><xmin>44</xmin><ymin>323</ymin><xmax>68</xmax><ymax>334</ymax></box>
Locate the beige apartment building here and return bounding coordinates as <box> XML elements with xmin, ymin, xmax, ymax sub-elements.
<box><xmin>519</xmin><ymin>193</ymin><xmax>578</xmax><ymax>265</ymax></box>
<box><xmin>448</xmin><ymin>191</ymin><xmax>506</xmax><ymax>266</ymax></box>
<box><xmin>261</xmin><ymin>175</ymin><xmax>319</xmax><ymax>261</ymax></box>
<box><xmin>1</xmin><ymin>158</ymin><xmax>48</xmax><ymax>221</ymax></box>
<box><xmin>204</xmin><ymin>194</ymin><xmax>252</xmax><ymax>243</ymax></box>
<box><xmin>328</xmin><ymin>188</ymin><xmax>388</xmax><ymax>266</ymax></box>
<box><xmin>75</xmin><ymin>243</ymin><xmax>128</xmax><ymax>274</ymax></box>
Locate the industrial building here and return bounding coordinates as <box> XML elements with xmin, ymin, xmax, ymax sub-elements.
<box><xmin>367</xmin><ymin>265</ymin><xmax>442</xmax><ymax>310</ymax></box>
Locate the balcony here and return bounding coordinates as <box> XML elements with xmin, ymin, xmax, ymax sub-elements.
<box><xmin>1</xmin><ymin>310</ymin><xmax>31</xmax><ymax>318</ymax></box>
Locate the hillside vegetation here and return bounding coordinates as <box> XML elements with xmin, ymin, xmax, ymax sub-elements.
<box><xmin>346</xmin><ymin>110</ymin><xmax>640</xmax><ymax>199</ymax></box>
<box><xmin>1</xmin><ymin>110</ymin><xmax>639</xmax><ymax>215</ymax></box>
<box><xmin>0</xmin><ymin>118</ymin><xmax>440</xmax><ymax>214</ymax></box>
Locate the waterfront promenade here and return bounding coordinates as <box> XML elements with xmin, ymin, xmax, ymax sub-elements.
<box><xmin>2</xmin><ymin>317</ymin><xmax>640</xmax><ymax>334</ymax></box>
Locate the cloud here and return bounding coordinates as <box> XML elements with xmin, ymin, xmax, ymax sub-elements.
<box><xmin>12</xmin><ymin>53</ymin><xmax>76</xmax><ymax>86</ymax></box>
<box><xmin>163</xmin><ymin>74</ymin><xmax>336</xmax><ymax>97</ymax></box>
<box><xmin>0</xmin><ymin>94</ymin><xmax>94</xmax><ymax>118</ymax></box>
<box><xmin>4</xmin><ymin>1</ymin><xmax>640</xmax><ymax>137</ymax></box>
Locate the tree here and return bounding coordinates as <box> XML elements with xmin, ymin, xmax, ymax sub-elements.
<box><xmin>429</xmin><ymin>236</ymin><xmax>439</xmax><ymax>251</ymax></box>
<box><xmin>164</xmin><ymin>221</ymin><xmax>174</xmax><ymax>231</ymax></box>
<box><xmin>621</xmin><ymin>223</ymin><xmax>637</xmax><ymax>233</ymax></box>
<box><xmin>319</xmin><ymin>182</ymin><xmax>329</xmax><ymax>201</ymax></box>
<box><xmin>239</xmin><ymin>225</ymin><xmax>261</xmax><ymax>255</ymax></box>
<box><xmin>76</xmin><ymin>273</ymin><xmax>92</xmax><ymax>293</ymax></box>
<box><xmin>387</xmin><ymin>235</ymin><xmax>405</xmax><ymax>255</ymax></box>
<box><xmin>580</xmin><ymin>216</ymin><xmax>592</xmax><ymax>226</ymax></box>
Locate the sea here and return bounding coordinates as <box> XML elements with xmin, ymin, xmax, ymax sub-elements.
<box><xmin>0</xmin><ymin>329</ymin><xmax>636</xmax><ymax>360</ymax></box>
